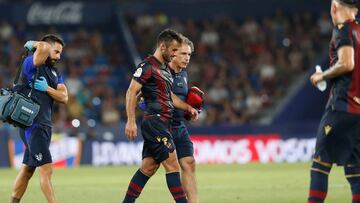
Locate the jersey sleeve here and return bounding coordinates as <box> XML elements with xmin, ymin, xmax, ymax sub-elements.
<box><xmin>22</xmin><ymin>56</ymin><xmax>36</xmax><ymax>81</ymax></box>
<box><xmin>334</xmin><ymin>23</ymin><xmax>354</xmax><ymax>50</ymax></box>
<box><xmin>132</xmin><ymin>62</ymin><xmax>152</xmax><ymax>85</ymax></box>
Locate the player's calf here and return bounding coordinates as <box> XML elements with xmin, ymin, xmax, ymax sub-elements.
<box><xmin>122</xmin><ymin>169</ymin><xmax>150</xmax><ymax>203</ymax></box>
<box><xmin>123</xmin><ymin>157</ymin><xmax>158</xmax><ymax>203</ymax></box>
<box><xmin>38</xmin><ymin>164</ymin><xmax>57</xmax><ymax>203</ymax></box>
<box><xmin>308</xmin><ymin>159</ymin><xmax>332</xmax><ymax>203</ymax></box>
<box><xmin>180</xmin><ymin>157</ymin><xmax>197</xmax><ymax>203</ymax></box>
<box><xmin>166</xmin><ymin>172</ymin><xmax>188</xmax><ymax>203</ymax></box>
<box><xmin>162</xmin><ymin>152</ymin><xmax>187</xmax><ymax>203</ymax></box>
<box><xmin>345</xmin><ymin>165</ymin><xmax>360</xmax><ymax>203</ymax></box>
<box><xmin>11</xmin><ymin>165</ymin><xmax>36</xmax><ymax>202</ymax></box>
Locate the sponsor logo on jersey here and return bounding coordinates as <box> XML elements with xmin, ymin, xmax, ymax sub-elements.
<box><xmin>133</xmin><ymin>68</ymin><xmax>142</xmax><ymax>77</ymax></box>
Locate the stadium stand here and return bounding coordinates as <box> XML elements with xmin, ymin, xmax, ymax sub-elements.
<box><xmin>0</xmin><ymin>10</ymin><xmax>332</xmax><ymax>129</ymax></box>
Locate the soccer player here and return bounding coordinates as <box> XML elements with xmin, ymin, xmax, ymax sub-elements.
<box><xmin>123</xmin><ymin>29</ymin><xmax>198</xmax><ymax>203</ymax></box>
<box><xmin>10</xmin><ymin>35</ymin><xmax>68</xmax><ymax>203</ymax></box>
<box><xmin>308</xmin><ymin>0</ymin><xmax>360</xmax><ymax>202</ymax></box>
<box><xmin>138</xmin><ymin>36</ymin><xmax>201</xmax><ymax>203</ymax></box>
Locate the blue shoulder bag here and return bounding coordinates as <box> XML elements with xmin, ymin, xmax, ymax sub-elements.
<box><xmin>0</xmin><ymin>52</ymin><xmax>40</xmax><ymax>128</ymax></box>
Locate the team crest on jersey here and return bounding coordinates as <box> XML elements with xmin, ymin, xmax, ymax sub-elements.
<box><xmin>51</xmin><ymin>70</ymin><xmax>57</xmax><ymax>77</ymax></box>
<box><xmin>324</xmin><ymin>125</ymin><xmax>332</xmax><ymax>136</ymax></box>
<box><xmin>133</xmin><ymin>68</ymin><xmax>142</xmax><ymax>77</ymax></box>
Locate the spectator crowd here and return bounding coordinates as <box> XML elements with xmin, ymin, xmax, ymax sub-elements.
<box><xmin>0</xmin><ymin>10</ymin><xmax>332</xmax><ymax>133</ymax></box>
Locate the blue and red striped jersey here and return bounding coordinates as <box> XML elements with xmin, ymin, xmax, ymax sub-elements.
<box><xmin>327</xmin><ymin>20</ymin><xmax>360</xmax><ymax>115</ymax></box>
<box><xmin>133</xmin><ymin>55</ymin><xmax>174</xmax><ymax>120</ymax></box>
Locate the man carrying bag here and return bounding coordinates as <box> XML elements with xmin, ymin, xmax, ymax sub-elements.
<box><xmin>9</xmin><ymin>34</ymin><xmax>68</xmax><ymax>203</ymax></box>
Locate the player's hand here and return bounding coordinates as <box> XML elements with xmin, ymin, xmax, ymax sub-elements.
<box><xmin>310</xmin><ymin>72</ymin><xmax>324</xmax><ymax>86</ymax></box>
<box><xmin>188</xmin><ymin>107</ymin><xmax>199</xmax><ymax>121</ymax></box>
<box><xmin>24</xmin><ymin>40</ymin><xmax>35</xmax><ymax>52</ymax></box>
<box><xmin>125</xmin><ymin>121</ymin><xmax>137</xmax><ymax>141</ymax></box>
<box><xmin>34</xmin><ymin>76</ymin><xmax>48</xmax><ymax>92</ymax></box>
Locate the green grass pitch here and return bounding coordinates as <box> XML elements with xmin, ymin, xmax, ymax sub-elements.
<box><xmin>0</xmin><ymin>163</ymin><xmax>351</xmax><ymax>203</ymax></box>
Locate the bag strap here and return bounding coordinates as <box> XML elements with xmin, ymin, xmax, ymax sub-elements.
<box><xmin>27</xmin><ymin>69</ymin><xmax>39</xmax><ymax>98</ymax></box>
<box><xmin>13</xmin><ymin>50</ymin><xmax>39</xmax><ymax>98</ymax></box>
<box><xmin>13</xmin><ymin>50</ymin><xmax>28</xmax><ymax>86</ymax></box>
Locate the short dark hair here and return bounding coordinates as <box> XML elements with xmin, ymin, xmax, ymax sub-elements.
<box><xmin>157</xmin><ymin>29</ymin><xmax>183</xmax><ymax>47</ymax></box>
<box><xmin>335</xmin><ymin>0</ymin><xmax>358</xmax><ymax>8</ymax></box>
<box><xmin>41</xmin><ymin>34</ymin><xmax>65</xmax><ymax>47</ymax></box>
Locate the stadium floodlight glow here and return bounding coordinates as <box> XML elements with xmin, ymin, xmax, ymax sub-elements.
<box><xmin>103</xmin><ymin>131</ymin><xmax>114</xmax><ymax>141</ymax></box>
<box><xmin>282</xmin><ymin>38</ymin><xmax>291</xmax><ymax>47</ymax></box>
<box><xmin>87</xmin><ymin>119</ymin><xmax>96</xmax><ymax>127</ymax></box>
<box><xmin>92</xmin><ymin>97</ymin><xmax>101</xmax><ymax>106</ymax></box>
<box><xmin>72</xmin><ymin>119</ymin><xmax>81</xmax><ymax>128</ymax></box>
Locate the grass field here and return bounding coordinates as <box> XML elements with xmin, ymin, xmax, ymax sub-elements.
<box><xmin>0</xmin><ymin>163</ymin><xmax>351</xmax><ymax>203</ymax></box>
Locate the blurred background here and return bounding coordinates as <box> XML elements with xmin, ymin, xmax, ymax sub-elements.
<box><xmin>0</xmin><ymin>0</ymin><xmax>332</xmax><ymax>168</ymax></box>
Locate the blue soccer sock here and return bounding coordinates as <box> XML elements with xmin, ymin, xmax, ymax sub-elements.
<box><xmin>166</xmin><ymin>172</ymin><xmax>188</xmax><ymax>203</ymax></box>
<box><xmin>308</xmin><ymin>161</ymin><xmax>332</xmax><ymax>203</ymax></box>
<box><xmin>345</xmin><ymin>166</ymin><xmax>360</xmax><ymax>203</ymax></box>
<box><xmin>123</xmin><ymin>169</ymin><xmax>150</xmax><ymax>203</ymax></box>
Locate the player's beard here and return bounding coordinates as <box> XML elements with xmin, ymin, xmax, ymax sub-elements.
<box><xmin>162</xmin><ymin>48</ymin><xmax>174</xmax><ymax>63</ymax></box>
<box><xmin>45</xmin><ymin>57</ymin><xmax>57</xmax><ymax>67</ymax></box>
<box><xmin>162</xmin><ymin>52</ymin><xmax>171</xmax><ymax>63</ymax></box>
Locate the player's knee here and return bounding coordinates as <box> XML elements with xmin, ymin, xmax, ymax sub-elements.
<box><xmin>24</xmin><ymin>167</ymin><xmax>36</xmax><ymax>179</ymax></box>
<box><xmin>166</xmin><ymin>164</ymin><xmax>180</xmax><ymax>173</ymax></box>
<box><xmin>141</xmin><ymin>163</ymin><xmax>159</xmax><ymax>177</ymax></box>
<box><xmin>162</xmin><ymin>152</ymin><xmax>181</xmax><ymax>172</ymax></box>
<box><xmin>181</xmin><ymin>157</ymin><xmax>196</xmax><ymax>173</ymax></box>
<box><xmin>162</xmin><ymin>160</ymin><xmax>180</xmax><ymax>172</ymax></box>
<box><xmin>39</xmin><ymin>165</ymin><xmax>53</xmax><ymax>178</ymax></box>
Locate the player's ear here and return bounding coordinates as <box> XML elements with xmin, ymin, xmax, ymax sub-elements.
<box><xmin>353</xmin><ymin>7</ymin><xmax>358</xmax><ymax>16</ymax></box>
<box><xmin>331</xmin><ymin>1</ymin><xmax>337</xmax><ymax>15</ymax></box>
<box><xmin>159</xmin><ymin>42</ymin><xmax>166</xmax><ymax>53</ymax></box>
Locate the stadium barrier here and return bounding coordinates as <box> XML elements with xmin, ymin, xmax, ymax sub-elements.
<box><xmin>7</xmin><ymin>133</ymin><xmax>82</xmax><ymax>169</ymax></box>
<box><xmin>88</xmin><ymin>135</ymin><xmax>315</xmax><ymax>166</ymax></box>
<box><xmin>2</xmin><ymin>132</ymin><xmax>316</xmax><ymax>168</ymax></box>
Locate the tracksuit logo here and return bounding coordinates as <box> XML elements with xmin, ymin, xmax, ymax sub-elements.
<box><xmin>35</xmin><ymin>153</ymin><xmax>43</xmax><ymax>161</ymax></box>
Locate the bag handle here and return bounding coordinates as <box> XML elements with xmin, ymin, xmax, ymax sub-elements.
<box><xmin>13</xmin><ymin>50</ymin><xmax>39</xmax><ymax>98</ymax></box>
